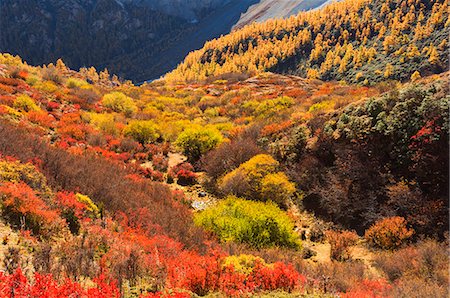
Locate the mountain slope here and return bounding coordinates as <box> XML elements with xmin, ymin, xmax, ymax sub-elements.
<box><xmin>234</xmin><ymin>0</ymin><xmax>330</xmax><ymax>29</ymax></box>
<box><xmin>166</xmin><ymin>0</ymin><xmax>449</xmax><ymax>84</ymax></box>
<box><xmin>0</xmin><ymin>0</ymin><xmax>334</xmax><ymax>82</ymax></box>
<box><xmin>0</xmin><ymin>0</ymin><xmax>258</xmax><ymax>82</ymax></box>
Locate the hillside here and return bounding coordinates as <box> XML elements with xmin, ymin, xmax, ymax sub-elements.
<box><xmin>0</xmin><ymin>0</ymin><xmax>329</xmax><ymax>82</ymax></box>
<box><xmin>0</xmin><ymin>0</ymin><xmax>448</xmax><ymax>296</ymax></box>
<box><xmin>0</xmin><ymin>0</ymin><xmax>259</xmax><ymax>82</ymax></box>
<box><xmin>167</xmin><ymin>0</ymin><xmax>449</xmax><ymax>83</ymax></box>
<box><xmin>234</xmin><ymin>0</ymin><xmax>330</xmax><ymax>29</ymax></box>
<box><xmin>0</xmin><ymin>52</ymin><xmax>448</xmax><ymax>297</ymax></box>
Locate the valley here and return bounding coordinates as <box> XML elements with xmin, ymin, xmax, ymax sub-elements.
<box><xmin>0</xmin><ymin>0</ymin><xmax>448</xmax><ymax>297</ymax></box>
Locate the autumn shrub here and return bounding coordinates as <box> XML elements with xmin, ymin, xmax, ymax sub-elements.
<box><xmin>325</xmin><ymin>230</ymin><xmax>359</xmax><ymax>261</ymax></box>
<box><xmin>200</xmin><ymin>136</ymin><xmax>262</xmax><ymax>182</ymax></box>
<box><xmin>219</xmin><ymin>154</ymin><xmax>295</xmax><ymax>207</ymax></box>
<box><xmin>124</xmin><ymin>120</ymin><xmax>160</xmax><ymax>144</ymax></box>
<box><xmin>168</xmin><ymin>163</ymin><xmax>197</xmax><ymax>186</ymax></box>
<box><xmin>42</xmin><ymin>67</ymin><xmax>62</xmax><ymax>84</ymax></box>
<box><xmin>365</xmin><ymin>217</ymin><xmax>414</xmax><ymax>250</ymax></box>
<box><xmin>67</xmin><ymin>77</ymin><xmax>89</xmax><ymax>89</ymax></box>
<box><xmin>86</xmin><ymin>113</ymin><xmax>121</xmax><ymax>136</ymax></box>
<box><xmin>255</xmin><ymin>96</ymin><xmax>294</xmax><ymax>119</ymax></box>
<box><xmin>341</xmin><ymin>279</ymin><xmax>392</xmax><ymax>298</ymax></box>
<box><xmin>0</xmin><ymin>182</ymin><xmax>59</xmax><ymax>235</ymax></box>
<box><xmin>0</xmin><ymin>268</ymin><xmax>120</xmax><ymax>297</ymax></box>
<box><xmin>151</xmin><ymin>154</ymin><xmax>168</xmax><ymax>172</ymax></box>
<box><xmin>222</xmin><ymin>254</ymin><xmax>267</xmax><ymax>275</ymax></box>
<box><xmin>13</xmin><ymin>94</ymin><xmax>40</xmax><ymax>112</ymax></box>
<box><xmin>102</xmin><ymin>92</ymin><xmax>137</xmax><ymax>116</ymax></box>
<box><xmin>0</xmin><ymin>120</ymin><xmax>207</xmax><ymax>248</ymax></box>
<box><xmin>305</xmin><ymin>261</ymin><xmax>366</xmax><ymax>293</ymax></box>
<box><xmin>27</xmin><ymin>111</ymin><xmax>55</xmax><ymax>128</ymax></box>
<box><xmin>389</xmin><ymin>276</ymin><xmax>449</xmax><ymax>298</ymax></box>
<box><xmin>194</xmin><ymin>196</ymin><xmax>301</xmax><ymax>249</ymax></box>
<box><xmin>70</xmin><ymin>87</ymin><xmax>101</xmax><ymax>108</ymax></box>
<box><xmin>374</xmin><ymin>240</ymin><xmax>448</xmax><ymax>286</ymax></box>
<box><xmin>175</xmin><ymin>127</ymin><xmax>223</xmax><ymax>164</ymax></box>
<box><xmin>0</xmin><ymin>158</ymin><xmax>50</xmax><ymax>193</ymax></box>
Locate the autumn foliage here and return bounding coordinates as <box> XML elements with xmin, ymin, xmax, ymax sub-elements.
<box><xmin>365</xmin><ymin>217</ymin><xmax>414</xmax><ymax>250</ymax></box>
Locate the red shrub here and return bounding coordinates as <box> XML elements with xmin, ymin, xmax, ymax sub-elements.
<box><xmin>0</xmin><ymin>182</ymin><xmax>59</xmax><ymax>234</ymax></box>
<box><xmin>56</xmin><ymin>192</ymin><xmax>88</xmax><ymax>218</ymax></box>
<box><xmin>0</xmin><ymin>77</ymin><xmax>20</xmax><ymax>86</ymax></box>
<box><xmin>167</xmin><ymin>252</ymin><xmax>222</xmax><ymax>296</ymax></box>
<box><xmin>0</xmin><ymin>83</ymin><xmax>14</xmax><ymax>94</ymax></box>
<box><xmin>0</xmin><ymin>268</ymin><xmax>120</xmax><ymax>298</ymax></box>
<box><xmin>341</xmin><ymin>279</ymin><xmax>392</xmax><ymax>298</ymax></box>
<box><xmin>0</xmin><ymin>95</ymin><xmax>15</xmax><ymax>105</ymax></box>
<box><xmin>46</xmin><ymin>101</ymin><xmax>60</xmax><ymax>111</ymax></box>
<box><xmin>168</xmin><ymin>163</ymin><xmax>197</xmax><ymax>186</ymax></box>
<box><xmin>152</xmin><ymin>155</ymin><xmax>168</xmax><ymax>172</ymax></box>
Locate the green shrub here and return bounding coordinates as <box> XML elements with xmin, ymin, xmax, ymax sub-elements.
<box><xmin>102</xmin><ymin>92</ymin><xmax>137</xmax><ymax>116</ymax></box>
<box><xmin>194</xmin><ymin>196</ymin><xmax>301</xmax><ymax>249</ymax></box>
<box><xmin>124</xmin><ymin>120</ymin><xmax>160</xmax><ymax>144</ymax></box>
<box><xmin>175</xmin><ymin>127</ymin><xmax>223</xmax><ymax>163</ymax></box>
<box><xmin>67</xmin><ymin>78</ymin><xmax>89</xmax><ymax>89</ymax></box>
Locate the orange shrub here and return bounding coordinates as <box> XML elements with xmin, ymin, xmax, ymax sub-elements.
<box><xmin>27</xmin><ymin>111</ymin><xmax>55</xmax><ymax>128</ymax></box>
<box><xmin>0</xmin><ymin>83</ymin><xmax>14</xmax><ymax>94</ymax></box>
<box><xmin>0</xmin><ymin>182</ymin><xmax>59</xmax><ymax>235</ymax></box>
<box><xmin>365</xmin><ymin>217</ymin><xmax>414</xmax><ymax>250</ymax></box>
<box><xmin>325</xmin><ymin>230</ymin><xmax>359</xmax><ymax>261</ymax></box>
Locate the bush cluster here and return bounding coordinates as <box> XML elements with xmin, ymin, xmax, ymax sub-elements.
<box><xmin>194</xmin><ymin>196</ymin><xmax>301</xmax><ymax>249</ymax></box>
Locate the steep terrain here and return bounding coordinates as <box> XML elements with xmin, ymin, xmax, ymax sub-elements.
<box><xmin>0</xmin><ymin>0</ymin><xmax>258</xmax><ymax>82</ymax></box>
<box><xmin>234</xmin><ymin>0</ymin><xmax>330</xmax><ymax>29</ymax></box>
<box><xmin>0</xmin><ymin>0</ymin><xmax>331</xmax><ymax>82</ymax></box>
<box><xmin>167</xmin><ymin>0</ymin><xmax>449</xmax><ymax>84</ymax></box>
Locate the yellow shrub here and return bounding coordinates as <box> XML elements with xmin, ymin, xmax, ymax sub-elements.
<box><xmin>220</xmin><ymin>154</ymin><xmax>296</xmax><ymax>206</ymax></box>
<box><xmin>102</xmin><ymin>92</ymin><xmax>137</xmax><ymax>116</ymax></box>
<box><xmin>222</xmin><ymin>254</ymin><xmax>267</xmax><ymax>275</ymax></box>
<box><xmin>13</xmin><ymin>95</ymin><xmax>40</xmax><ymax>112</ymax></box>
<box><xmin>35</xmin><ymin>81</ymin><xmax>58</xmax><ymax>93</ymax></box>
<box><xmin>75</xmin><ymin>193</ymin><xmax>100</xmax><ymax>218</ymax></box>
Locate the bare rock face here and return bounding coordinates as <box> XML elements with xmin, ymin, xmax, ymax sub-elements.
<box><xmin>234</xmin><ymin>0</ymin><xmax>330</xmax><ymax>29</ymax></box>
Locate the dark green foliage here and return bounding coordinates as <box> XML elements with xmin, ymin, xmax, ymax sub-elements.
<box><xmin>288</xmin><ymin>77</ymin><xmax>449</xmax><ymax>236</ymax></box>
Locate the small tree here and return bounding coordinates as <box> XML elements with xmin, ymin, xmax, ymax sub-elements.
<box><xmin>365</xmin><ymin>217</ymin><xmax>414</xmax><ymax>250</ymax></box>
<box><xmin>175</xmin><ymin>127</ymin><xmax>223</xmax><ymax>163</ymax></box>
<box><xmin>124</xmin><ymin>120</ymin><xmax>160</xmax><ymax>144</ymax></box>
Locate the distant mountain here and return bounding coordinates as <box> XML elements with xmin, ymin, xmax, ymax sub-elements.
<box><xmin>0</xmin><ymin>0</ymin><xmax>328</xmax><ymax>81</ymax></box>
<box><xmin>234</xmin><ymin>0</ymin><xmax>330</xmax><ymax>29</ymax></box>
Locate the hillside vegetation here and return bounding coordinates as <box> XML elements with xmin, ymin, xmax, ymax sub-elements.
<box><xmin>167</xmin><ymin>0</ymin><xmax>448</xmax><ymax>83</ymax></box>
<box><xmin>0</xmin><ymin>0</ymin><xmax>448</xmax><ymax>296</ymax></box>
<box><xmin>0</xmin><ymin>49</ymin><xmax>448</xmax><ymax>296</ymax></box>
